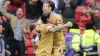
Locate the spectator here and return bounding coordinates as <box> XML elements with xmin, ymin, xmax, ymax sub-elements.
<box><xmin>0</xmin><ymin>24</ymin><xmax>11</xmax><ymax>56</ymax></box>
<box><xmin>72</xmin><ymin>29</ymin><xmax>100</xmax><ymax>56</ymax></box>
<box><xmin>26</xmin><ymin>0</ymin><xmax>43</xmax><ymax>19</ymax></box>
<box><xmin>7</xmin><ymin>0</ymin><xmax>28</xmax><ymax>15</ymax></box>
<box><xmin>86</xmin><ymin>0</ymin><xmax>100</xmax><ymax>10</ymax></box>
<box><xmin>1</xmin><ymin>1</ymin><xmax>30</xmax><ymax>56</ymax></box>
<box><xmin>0</xmin><ymin>11</ymin><xmax>14</xmax><ymax>51</ymax></box>
<box><xmin>58</xmin><ymin>0</ymin><xmax>65</xmax><ymax>13</ymax></box>
<box><xmin>75</xmin><ymin>0</ymin><xmax>99</xmax><ymax>30</ymax></box>
<box><xmin>44</xmin><ymin>0</ymin><xmax>60</xmax><ymax>14</ymax></box>
<box><xmin>76</xmin><ymin>0</ymin><xmax>86</xmax><ymax>6</ymax></box>
<box><xmin>75</xmin><ymin>6</ymin><xmax>92</xmax><ymax>34</ymax></box>
<box><xmin>60</xmin><ymin>0</ymin><xmax>77</xmax><ymax>18</ymax></box>
<box><xmin>85</xmin><ymin>0</ymin><xmax>100</xmax><ymax>33</ymax></box>
<box><xmin>77</xmin><ymin>8</ymin><xmax>91</xmax><ymax>29</ymax></box>
<box><xmin>51</xmin><ymin>0</ymin><xmax>59</xmax><ymax>14</ymax></box>
<box><xmin>92</xmin><ymin>8</ymin><xmax>100</xmax><ymax>33</ymax></box>
<box><xmin>58</xmin><ymin>0</ymin><xmax>77</xmax><ymax>23</ymax></box>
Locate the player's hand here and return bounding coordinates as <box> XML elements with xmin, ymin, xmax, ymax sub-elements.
<box><xmin>65</xmin><ymin>21</ymin><xmax>73</xmax><ymax>27</ymax></box>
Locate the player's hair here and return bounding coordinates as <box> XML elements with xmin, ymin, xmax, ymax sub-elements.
<box><xmin>41</xmin><ymin>13</ymin><xmax>50</xmax><ymax>24</ymax></box>
<box><xmin>45</xmin><ymin>1</ymin><xmax>55</xmax><ymax>11</ymax></box>
<box><xmin>16</xmin><ymin>7</ymin><xmax>24</xmax><ymax>12</ymax></box>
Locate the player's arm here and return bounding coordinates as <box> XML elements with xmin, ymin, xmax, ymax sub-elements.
<box><xmin>48</xmin><ymin>15</ymin><xmax>72</xmax><ymax>32</ymax></box>
<box><xmin>48</xmin><ymin>22</ymin><xmax>72</xmax><ymax>32</ymax></box>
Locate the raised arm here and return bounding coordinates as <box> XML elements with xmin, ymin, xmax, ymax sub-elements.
<box><xmin>1</xmin><ymin>1</ymin><xmax>14</xmax><ymax>20</ymax></box>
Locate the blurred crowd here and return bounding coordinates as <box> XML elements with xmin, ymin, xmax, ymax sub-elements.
<box><xmin>0</xmin><ymin>0</ymin><xmax>100</xmax><ymax>56</ymax></box>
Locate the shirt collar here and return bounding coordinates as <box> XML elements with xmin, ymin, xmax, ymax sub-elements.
<box><xmin>17</xmin><ymin>18</ymin><xmax>24</xmax><ymax>24</ymax></box>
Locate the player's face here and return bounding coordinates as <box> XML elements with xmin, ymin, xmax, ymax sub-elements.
<box><xmin>42</xmin><ymin>3</ymin><xmax>51</xmax><ymax>13</ymax></box>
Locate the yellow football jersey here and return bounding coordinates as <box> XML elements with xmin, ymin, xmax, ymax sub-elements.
<box><xmin>36</xmin><ymin>24</ymin><xmax>54</xmax><ymax>56</ymax></box>
<box><xmin>48</xmin><ymin>13</ymin><xmax>66</xmax><ymax>56</ymax></box>
<box><xmin>37</xmin><ymin>13</ymin><xmax>66</xmax><ymax>56</ymax></box>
